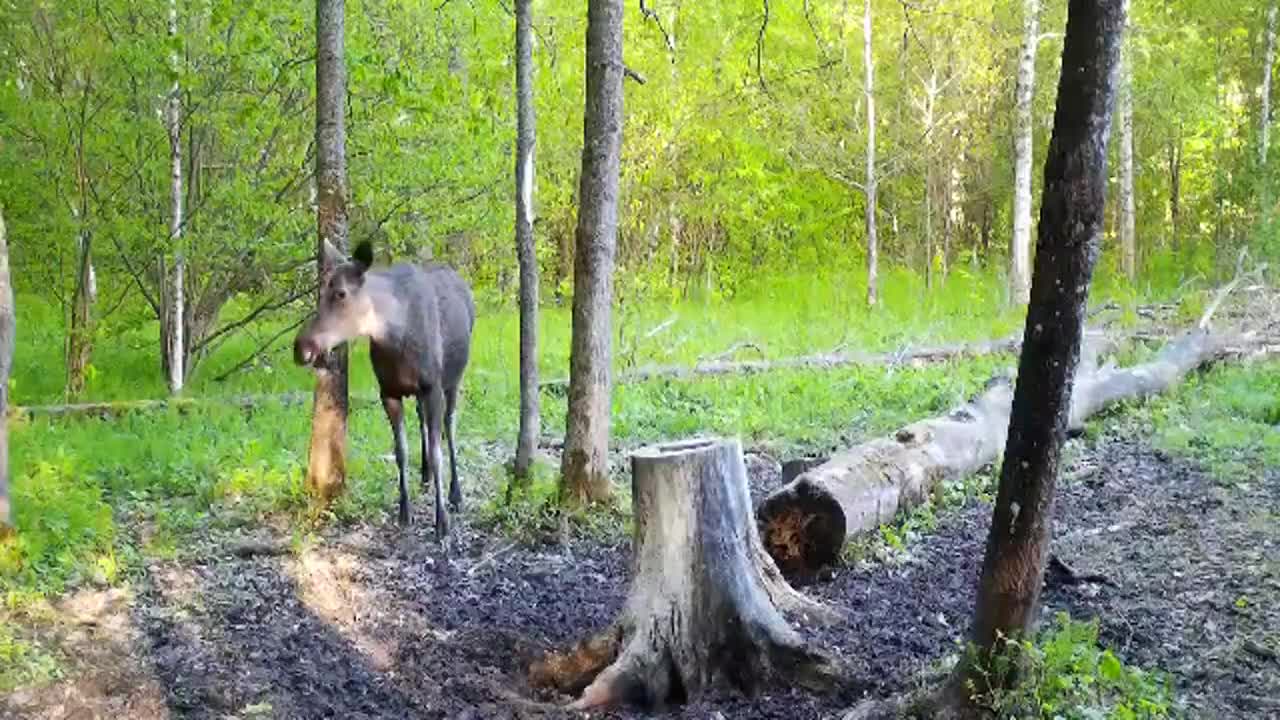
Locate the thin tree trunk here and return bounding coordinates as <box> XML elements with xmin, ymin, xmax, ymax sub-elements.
<box><xmin>923</xmin><ymin>70</ymin><xmax>936</xmax><ymax>290</ymax></box>
<box><xmin>1010</xmin><ymin>0</ymin><xmax>1040</xmax><ymax>305</ymax></box>
<box><xmin>0</xmin><ymin>207</ymin><xmax>13</xmax><ymax>534</ymax></box>
<box><xmin>306</xmin><ymin>0</ymin><xmax>351</xmax><ymax>504</ymax></box>
<box><xmin>513</xmin><ymin>0</ymin><xmax>540</xmax><ymax>481</ymax></box>
<box><xmin>1169</xmin><ymin>128</ymin><xmax>1181</xmax><ymax>251</ymax></box>
<box><xmin>1262</xmin><ymin>1</ymin><xmax>1277</xmax><ymax>166</ymax></box>
<box><xmin>1118</xmin><ymin>22</ymin><xmax>1136</xmax><ymax>280</ymax></box>
<box><xmin>166</xmin><ymin>0</ymin><xmax>185</xmax><ymax>394</ymax></box>
<box><xmin>66</xmin><ymin>230</ymin><xmax>93</xmax><ymax>399</ymax></box>
<box><xmin>560</xmin><ymin>0</ymin><xmax>624</xmax><ymax>505</ymax></box>
<box><xmin>863</xmin><ymin>0</ymin><xmax>878</xmax><ymax>307</ymax></box>
<box><xmin>953</xmin><ymin>0</ymin><xmax>1126</xmax><ymax>705</ymax></box>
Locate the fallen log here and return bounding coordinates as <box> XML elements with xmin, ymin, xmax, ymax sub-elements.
<box><xmin>540</xmin><ymin>336</ymin><xmax>1023</xmax><ymax>391</ymax></box>
<box><xmin>756</xmin><ymin>326</ymin><xmax>1258</xmax><ymax>578</ymax></box>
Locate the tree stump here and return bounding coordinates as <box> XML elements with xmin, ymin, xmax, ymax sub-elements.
<box><xmin>530</xmin><ymin>437</ymin><xmax>837</xmax><ymax>710</ymax></box>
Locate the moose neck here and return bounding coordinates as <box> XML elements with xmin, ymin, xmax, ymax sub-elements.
<box><xmin>359</xmin><ymin>271</ymin><xmax>406</xmax><ymax>347</ymax></box>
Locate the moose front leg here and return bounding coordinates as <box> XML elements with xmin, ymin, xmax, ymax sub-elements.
<box><xmin>382</xmin><ymin>397</ymin><xmax>410</xmax><ymax>526</ymax></box>
<box><xmin>418</xmin><ymin>386</ymin><xmax>449</xmax><ymax>540</ymax></box>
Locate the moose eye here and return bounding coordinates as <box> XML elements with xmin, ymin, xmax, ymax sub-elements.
<box><xmin>334</xmin><ymin>289</ymin><xmax>347</xmax><ymax>302</ymax></box>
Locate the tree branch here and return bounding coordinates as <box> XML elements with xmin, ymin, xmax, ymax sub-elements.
<box><xmin>639</xmin><ymin>0</ymin><xmax>676</xmax><ymax>56</ymax></box>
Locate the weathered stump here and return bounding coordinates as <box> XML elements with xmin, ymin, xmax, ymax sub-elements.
<box><xmin>530</xmin><ymin>437</ymin><xmax>836</xmax><ymax>710</ymax></box>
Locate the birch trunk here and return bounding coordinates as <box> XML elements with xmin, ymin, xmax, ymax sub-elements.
<box><xmin>1118</xmin><ymin>23</ymin><xmax>1136</xmax><ymax>281</ymax></box>
<box><xmin>561</xmin><ymin>0</ymin><xmax>624</xmax><ymax>505</ymax></box>
<box><xmin>306</xmin><ymin>0</ymin><xmax>351</xmax><ymax>503</ymax></box>
<box><xmin>166</xmin><ymin>0</ymin><xmax>185</xmax><ymax>394</ymax></box>
<box><xmin>863</xmin><ymin>0</ymin><xmax>879</xmax><ymax>307</ymax></box>
<box><xmin>1262</xmin><ymin>2</ymin><xmax>1277</xmax><ymax>166</ymax></box>
<box><xmin>1010</xmin><ymin>0</ymin><xmax>1040</xmax><ymax>305</ymax></box>
<box><xmin>513</xmin><ymin>0</ymin><xmax>540</xmax><ymax>480</ymax></box>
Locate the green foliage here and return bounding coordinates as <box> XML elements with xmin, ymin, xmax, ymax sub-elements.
<box><xmin>1140</xmin><ymin>360</ymin><xmax>1280</xmax><ymax>484</ymax></box>
<box><xmin>0</xmin><ymin>624</ymin><xmax>61</xmax><ymax>693</ymax></box>
<box><xmin>971</xmin><ymin>613</ymin><xmax>1175</xmax><ymax>719</ymax></box>
<box><xmin>0</xmin><ymin>455</ymin><xmax>116</xmax><ymax>594</ymax></box>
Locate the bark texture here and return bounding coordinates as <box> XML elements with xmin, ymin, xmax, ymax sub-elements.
<box><xmin>561</xmin><ymin>0</ymin><xmax>623</xmax><ymax>505</ymax></box>
<box><xmin>533</xmin><ymin>438</ymin><xmax>835</xmax><ymax>710</ymax></box>
<box><xmin>1010</xmin><ymin>0</ymin><xmax>1040</xmax><ymax>305</ymax></box>
<box><xmin>165</xmin><ymin>0</ymin><xmax>185</xmax><ymax>394</ymax></box>
<box><xmin>306</xmin><ymin>0</ymin><xmax>351</xmax><ymax>503</ymax></box>
<box><xmin>513</xmin><ymin>0</ymin><xmax>540</xmax><ymax>480</ymax></box>
<box><xmin>0</xmin><ymin>207</ymin><xmax>13</xmax><ymax>532</ymax></box>
<box><xmin>863</xmin><ymin>0</ymin><xmax>878</xmax><ymax>307</ymax></box>
<box><xmin>958</xmin><ymin>0</ymin><xmax>1126</xmax><ymax>701</ymax></box>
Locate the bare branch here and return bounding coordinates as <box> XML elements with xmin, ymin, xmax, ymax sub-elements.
<box><xmin>756</xmin><ymin>0</ymin><xmax>772</xmax><ymax>96</ymax></box>
<box><xmin>212</xmin><ymin>315</ymin><xmax>308</xmax><ymax>383</ymax></box>
<box><xmin>639</xmin><ymin>0</ymin><xmax>676</xmax><ymax>56</ymax></box>
<box><xmin>194</xmin><ymin>284</ymin><xmax>314</xmax><ymax>354</ymax></box>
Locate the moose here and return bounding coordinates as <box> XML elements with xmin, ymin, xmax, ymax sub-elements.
<box><xmin>294</xmin><ymin>240</ymin><xmax>475</xmax><ymax>539</ymax></box>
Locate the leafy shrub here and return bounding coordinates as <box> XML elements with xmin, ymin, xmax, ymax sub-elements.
<box><xmin>971</xmin><ymin>613</ymin><xmax>1175</xmax><ymax>719</ymax></box>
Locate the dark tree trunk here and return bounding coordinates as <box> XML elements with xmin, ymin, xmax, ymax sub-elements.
<box><xmin>65</xmin><ymin>231</ymin><xmax>93</xmax><ymax>399</ymax></box>
<box><xmin>951</xmin><ymin>0</ymin><xmax>1126</xmax><ymax>705</ymax></box>
<box><xmin>560</xmin><ymin>0</ymin><xmax>624</xmax><ymax>505</ymax></box>
<box><xmin>0</xmin><ymin>207</ymin><xmax>13</xmax><ymax>534</ymax></box>
<box><xmin>532</xmin><ymin>439</ymin><xmax>835</xmax><ymax>710</ymax></box>
<box><xmin>513</xmin><ymin>0</ymin><xmax>540</xmax><ymax>481</ymax></box>
<box><xmin>306</xmin><ymin>0</ymin><xmax>350</xmax><ymax>504</ymax></box>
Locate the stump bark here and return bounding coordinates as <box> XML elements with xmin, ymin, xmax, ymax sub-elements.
<box><xmin>531</xmin><ymin>437</ymin><xmax>836</xmax><ymax>710</ymax></box>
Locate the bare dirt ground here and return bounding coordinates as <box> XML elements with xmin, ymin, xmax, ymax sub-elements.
<box><xmin>2</xmin><ymin>431</ymin><xmax>1278</xmax><ymax>720</ymax></box>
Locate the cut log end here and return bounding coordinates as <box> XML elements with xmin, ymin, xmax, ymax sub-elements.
<box><xmin>758</xmin><ymin>481</ymin><xmax>847</xmax><ymax>577</ymax></box>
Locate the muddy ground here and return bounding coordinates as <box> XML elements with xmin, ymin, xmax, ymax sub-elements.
<box><xmin>2</xmin><ymin>431</ymin><xmax>1278</xmax><ymax>720</ymax></box>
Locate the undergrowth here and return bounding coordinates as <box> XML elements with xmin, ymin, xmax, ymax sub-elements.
<box><xmin>967</xmin><ymin>612</ymin><xmax>1175</xmax><ymax>719</ymax></box>
<box><xmin>1139</xmin><ymin>360</ymin><xmax>1280</xmax><ymax>484</ymax></box>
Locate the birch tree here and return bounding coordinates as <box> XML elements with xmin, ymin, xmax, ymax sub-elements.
<box><xmin>863</xmin><ymin>0</ymin><xmax>878</xmax><ymax>307</ymax></box>
<box><xmin>1010</xmin><ymin>0</ymin><xmax>1040</xmax><ymax>305</ymax></box>
<box><xmin>1262</xmin><ymin>1</ymin><xmax>1277</xmax><ymax>166</ymax></box>
<box><xmin>513</xmin><ymin>0</ymin><xmax>540</xmax><ymax>481</ymax></box>
<box><xmin>164</xmin><ymin>0</ymin><xmax>185</xmax><ymax>393</ymax></box>
<box><xmin>1118</xmin><ymin>15</ymin><xmax>1136</xmax><ymax>281</ymax></box>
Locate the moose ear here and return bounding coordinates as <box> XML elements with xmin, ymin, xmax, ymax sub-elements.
<box><xmin>321</xmin><ymin>239</ymin><xmax>347</xmax><ymax>270</ymax></box>
<box><xmin>352</xmin><ymin>241</ymin><xmax>374</xmax><ymax>271</ymax></box>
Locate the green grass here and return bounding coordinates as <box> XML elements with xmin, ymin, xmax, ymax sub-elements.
<box><xmin>1139</xmin><ymin>360</ymin><xmax>1280</xmax><ymax>484</ymax></box>
<box><xmin>0</xmin><ymin>264</ymin><xmax>1251</xmax><ymax>602</ymax></box>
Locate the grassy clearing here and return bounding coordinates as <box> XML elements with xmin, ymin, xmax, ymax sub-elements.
<box><xmin>0</xmin><ymin>266</ymin><xmax>1234</xmax><ymax>601</ymax></box>
<box><xmin>1129</xmin><ymin>360</ymin><xmax>1280</xmax><ymax>484</ymax></box>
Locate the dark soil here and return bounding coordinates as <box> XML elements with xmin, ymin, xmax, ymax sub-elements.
<box><xmin>3</xmin><ymin>434</ymin><xmax>1277</xmax><ymax>720</ymax></box>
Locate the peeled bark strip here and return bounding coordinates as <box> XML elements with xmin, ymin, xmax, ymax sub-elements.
<box><xmin>758</xmin><ymin>327</ymin><xmax>1238</xmax><ymax>577</ymax></box>
<box><xmin>533</xmin><ymin>438</ymin><xmax>835</xmax><ymax>710</ymax></box>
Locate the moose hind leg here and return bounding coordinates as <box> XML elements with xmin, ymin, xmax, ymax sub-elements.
<box><xmin>419</xmin><ymin>386</ymin><xmax>448</xmax><ymax>539</ymax></box>
<box><xmin>445</xmin><ymin>385</ymin><xmax>462</xmax><ymax>511</ymax></box>
<box><xmin>383</xmin><ymin>397</ymin><xmax>410</xmax><ymax>526</ymax></box>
